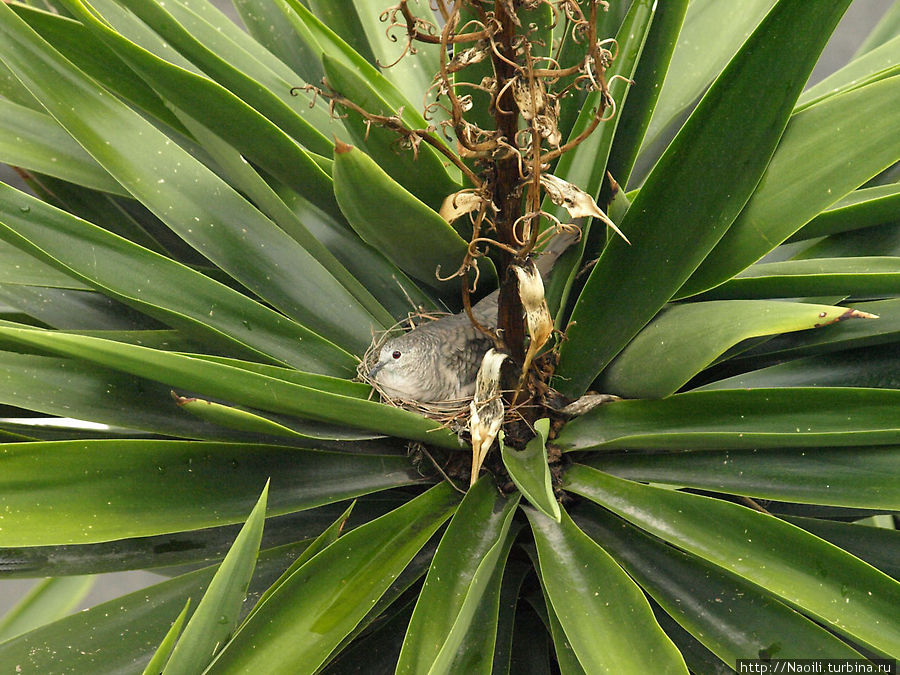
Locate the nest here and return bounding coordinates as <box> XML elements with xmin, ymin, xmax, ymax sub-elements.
<box><xmin>357</xmin><ymin>312</ymin><xmax>474</xmax><ymax>430</ymax></box>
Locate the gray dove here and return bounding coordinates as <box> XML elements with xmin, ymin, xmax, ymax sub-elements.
<box><xmin>369</xmin><ymin>232</ymin><xmax>577</xmax><ymax>402</ymax></box>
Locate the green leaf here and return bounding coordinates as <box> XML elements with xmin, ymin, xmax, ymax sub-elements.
<box><xmin>349</xmin><ymin>0</ymin><xmax>438</xmax><ymax>108</ymax></box>
<box><xmin>564</xmin><ymin>464</ymin><xmax>900</xmax><ymax>656</ymax></box>
<box><xmin>0</xmin><ymin>3</ymin><xmax>384</xmax><ymax>354</ymax></box>
<box><xmin>323</xmin><ymin>55</ymin><xmax>462</xmax><ymax>211</ymax></box>
<box><xmin>573</xmin><ymin>502</ymin><xmax>863</xmax><ymax>662</ymax></box>
<box><xmin>161</xmin><ymin>482</ymin><xmax>267</xmax><ymax>674</ymax></box>
<box><xmin>397</xmin><ymin>477</ymin><xmax>519</xmax><ymax>675</ymax></box>
<box><xmin>680</xmin><ymin>75</ymin><xmax>900</xmax><ymax>297</ymax></box>
<box><xmin>699</xmin><ymin>345</ymin><xmax>900</xmax><ymax>391</ymax></box>
<box><xmin>242</xmin><ymin>503</ymin><xmax>354</xmax><ymax>627</ymax></box>
<box><xmin>500</xmin><ymin>418</ymin><xmax>559</xmax><ymax>522</ymax></box>
<box><xmin>556</xmin><ymin>388</ymin><xmax>900</xmax><ymax>452</ymax></box>
<box><xmin>586</xmin><ymin>446</ymin><xmax>900</xmax><ymax>509</ymax></box>
<box><xmin>0</xmin><ymin>540</ymin><xmax>309</xmax><ymax>672</ymax></box>
<box><xmin>0</xmin><ymin>439</ymin><xmax>422</xmax><ymax>546</ymax></box>
<box><xmin>798</xmin><ymin>34</ymin><xmax>900</xmax><ymax>111</ymax></box>
<box><xmin>0</xmin><ymin>576</ymin><xmax>94</xmax><ymax>642</ymax></box>
<box><xmin>206</xmin><ymin>483</ymin><xmax>458</xmax><ymax>674</ymax></box>
<box><xmin>855</xmin><ymin>0</ymin><xmax>900</xmax><ymax>57</ymax></box>
<box><xmin>0</xmin><ymin>183</ymin><xmax>357</xmax><ymax>375</ymax></box>
<box><xmin>0</xmin><ymin>325</ymin><xmax>460</xmax><ymax>448</ymax></box>
<box><xmin>10</xmin><ymin>2</ymin><xmax>189</xmax><ymax>136</ymax></box>
<box><xmin>232</xmin><ymin>0</ymin><xmax>323</xmax><ymax>84</ymax></box>
<box><xmin>789</xmin><ymin>183</ymin><xmax>900</xmax><ymax>242</ymax></box>
<box><xmin>0</xmin><ymin>351</ymin><xmax>368</xmax><ymax>444</ymax></box>
<box><xmin>0</xmin><ymin>284</ymin><xmax>156</xmax><ymax>331</ymax></box>
<box><xmin>0</xmin><ymin>239</ymin><xmax>87</xmax><ymax>289</ymax></box>
<box><xmin>0</xmin><ymin>502</ymin><xmax>379</xmax><ymax>578</ymax></box>
<box><xmin>0</xmin><ymin>99</ymin><xmax>125</xmax><ymax>196</ymax></box>
<box><xmin>637</xmin><ymin>0</ymin><xmax>778</xmax><ymax>169</ymax></box>
<box><xmin>554</xmin><ymin>0</ymin><xmax>851</xmax><ymax>397</ymax></box>
<box><xmin>142</xmin><ymin>599</ymin><xmax>190</xmax><ymax>675</ymax></box>
<box><xmin>60</xmin><ymin>0</ymin><xmax>337</xmax><ymax>215</ymax></box>
<box><xmin>545</xmin><ymin>0</ymin><xmax>656</xmax><ymax>315</ymax></box>
<box><xmin>604</xmin><ymin>0</ymin><xmax>690</xmax><ymax>188</ymax></box>
<box><xmin>300</xmin><ymin>0</ymin><xmax>375</xmax><ymax>67</ymax></box>
<box><xmin>111</xmin><ymin>0</ymin><xmax>334</xmax><ymax>155</ymax></box>
<box><xmin>784</xmin><ymin>516</ymin><xmax>900</xmax><ymax>581</ymax></box>
<box><xmin>696</xmin><ymin>257</ymin><xmax>900</xmax><ymax>300</ymax></box>
<box><xmin>333</xmin><ymin>141</ymin><xmax>492</xmax><ymax>297</ymax></box>
<box><xmin>598</xmin><ymin>300</ymin><xmax>875</xmax><ymax>398</ymax></box>
<box><xmin>527</xmin><ymin>506</ymin><xmax>688</xmax><ymax>674</ymax></box>
<box><xmin>725</xmin><ymin>299</ymin><xmax>900</xmax><ymax>364</ymax></box>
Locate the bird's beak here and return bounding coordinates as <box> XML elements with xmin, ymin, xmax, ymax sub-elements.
<box><xmin>368</xmin><ymin>361</ymin><xmax>385</xmax><ymax>379</ymax></box>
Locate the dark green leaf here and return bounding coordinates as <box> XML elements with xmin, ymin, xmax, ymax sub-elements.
<box><xmin>565</xmin><ymin>464</ymin><xmax>900</xmax><ymax>656</ymax></box>
<box><xmin>573</xmin><ymin>502</ymin><xmax>862</xmax><ymax>662</ymax></box>
<box><xmin>556</xmin><ymin>388</ymin><xmax>900</xmax><ymax>452</ymax></box>
<box><xmin>527</xmin><ymin>506</ymin><xmax>688</xmax><ymax>673</ymax></box>
<box><xmin>397</xmin><ymin>477</ymin><xmax>519</xmax><ymax>674</ymax></box>
<box><xmin>586</xmin><ymin>446</ymin><xmax>900</xmax><ymax>509</ymax></box>
<box><xmin>555</xmin><ymin>0</ymin><xmax>851</xmax><ymax>397</ymax></box>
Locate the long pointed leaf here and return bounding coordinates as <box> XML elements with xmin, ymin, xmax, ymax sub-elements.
<box><xmin>564</xmin><ymin>464</ymin><xmax>900</xmax><ymax>656</ymax></box>
<box><xmin>162</xmin><ymin>483</ymin><xmax>268</xmax><ymax>674</ymax></box>
<box><xmin>554</xmin><ymin>0</ymin><xmax>852</xmax><ymax>397</ymax></box>
<box><xmin>397</xmin><ymin>477</ymin><xmax>519</xmax><ymax>674</ymax></box>
<box><xmin>527</xmin><ymin>507</ymin><xmax>688</xmax><ymax>674</ymax></box>
<box><xmin>0</xmin><ymin>325</ymin><xmax>461</xmax><ymax>447</ymax></box>
<box><xmin>206</xmin><ymin>483</ymin><xmax>457</xmax><ymax>674</ymax></box>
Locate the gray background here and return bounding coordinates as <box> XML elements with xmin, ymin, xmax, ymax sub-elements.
<box><xmin>0</xmin><ymin>0</ymin><xmax>895</xmax><ymax>624</ymax></box>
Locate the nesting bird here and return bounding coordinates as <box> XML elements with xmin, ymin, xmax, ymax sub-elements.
<box><xmin>368</xmin><ymin>233</ymin><xmax>576</xmax><ymax>403</ymax></box>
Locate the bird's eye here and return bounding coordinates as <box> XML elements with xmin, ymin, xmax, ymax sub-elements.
<box><xmin>392</xmin><ymin>350</ymin><xmax>402</xmax><ymax>359</ymax></box>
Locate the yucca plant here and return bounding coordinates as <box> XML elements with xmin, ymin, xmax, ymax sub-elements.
<box><xmin>0</xmin><ymin>0</ymin><xmax>898</xmax><ymax>671</ymax></box>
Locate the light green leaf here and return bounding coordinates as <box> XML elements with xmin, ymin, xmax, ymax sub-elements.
<box><xmin>142</xmin><ymin>599</ymin><xmax>191</xmax><ymax>675</ymax></box>
<box><xmin>800</xmin><ymin>29</ymin><xmax>900</xmax><ymax>108</ymax></box>
<box><xmin>162</xmin><ymin>483</ymin><xmax>267</xmax><ymax>675</ymax></box>
<box><xmin>0</xmin><ymin>2</ymin><xmax>384</xmax><ymax>354</ymax></box>
<box><xmin>0</xmin><ymin>99</ymin><xmax>125</xmax><ymax>196</ymax></box>
<box><xmin>527</xmin><ymin>507</ymin><xmax>688</xmax><ymax>674</ymax></box>
<box><xmin>0</xmin><ymin>325</ymin><xmax>461</xmax><ymax>447</ymax></box>
<box><xmin>333</xmin><ymin>141</ymin><xmax>492</xmax><ymax>297</ymax></box>
<box><xmin>565</xmin><ymin>464</ymin><xmax>900</xmax><ymax>657</ymax></box>
<box><xmin>0</xmin><ymin>182</ymin><xmax>357</xmax><ymax>375</ymax></box>
<box><xmin>694</xmin><ymin>257</ymin><xmax>900</xmax><ymax>300</ymax></box>
<box><xmin>500</xmin><ymin>418</ymin><xmax>559</xmax><ymax>522</ymax></box>
<box><xmin>855</xmin><ymin>0</ymin><xmax>900</xmax><ymax>57</ymax></box>
<box><xmin>323</xmin><ymin>54</ymin><xmax>462</xmax><ymax>211</ymax></box>
<box><xmin>0</xmin><ymin>540</ymin><xmax>310</xmax><ymax>672</ymax></box>
<box><xmin>789</xmin><ymin>183</ymin><xmax>900</xmax><ymax>242</ymax></box>
<box><xmin>0</xmin><ymin>576</ymin><xmax>94</xmax><ymax>642</ymax></box>
<box><xmin>206</xmin><ymin>483</ymin><xmax>458</xmax><ymax>674</ymax></box>
<box><xmin>637</xmin><ymin>0</ymin><xmax>778</xmax><ymax>170</ymax></box>
<box><xmin>112</xmin><ymin>0</ymin><xmax>334</xmax><ymax>154</ymax></box>
<box><xmin>598</xmin><ymin>300</ymin><xmax>875</xmax><ymax>398</ymax></box>
<box><xmin>0</xmin><ymin>438</ymin><xmax>422</xmax><ymax>546</ymax></box>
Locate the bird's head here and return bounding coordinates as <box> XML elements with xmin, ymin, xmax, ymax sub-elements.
<box><xmin>368</xmin><ymin>332</ymin><xmax>431</xmax><ymax>401</ymax></box>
